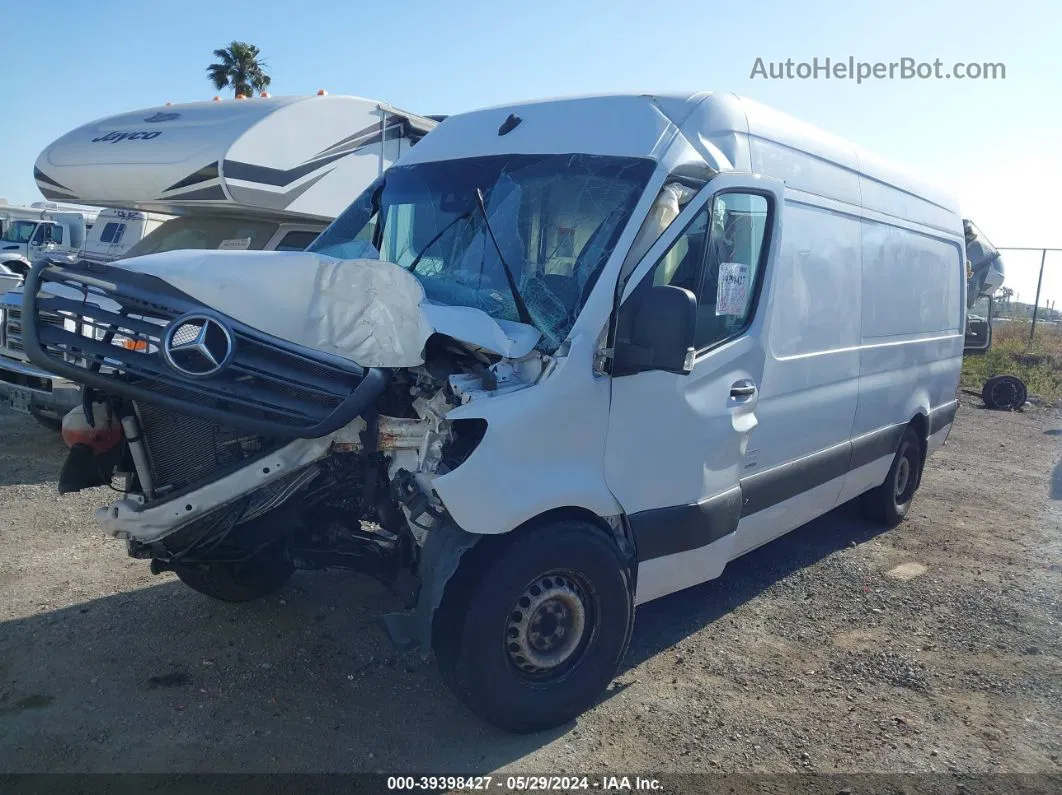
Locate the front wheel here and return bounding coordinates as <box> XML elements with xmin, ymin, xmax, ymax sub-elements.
<box><xmin>170</xmin><ymin>542</ymin><xmax>294</xmax><ymax>602</ymax></box>
<box><xmin>435</xmin><ymin>520</ymin><xmax>634</xmax><ymax>733</ymax></box>
<box><xmin>860</xmin><ymin>426</ymin><xmax>923</xmax><ymax>528</ymax></box>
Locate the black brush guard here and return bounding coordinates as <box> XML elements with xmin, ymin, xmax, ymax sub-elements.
<box><xmin>21</xmin><ymin>259</ymin><xmax>388</xmax><ymax>439</ymax></box>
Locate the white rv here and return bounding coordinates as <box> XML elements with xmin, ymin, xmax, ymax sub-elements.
<box><xmin>24</xmin><ymin>92</ymin><xmax>972</xmax><ymax>732</ymax></box>
<box><xmin>80</xmin><ymin>208</ymin><xmax>175</xmax><ymax>266</ymax></box>
<box><xmin>1</xmin><ymin>94</ymin><xmax>437</xmax><ymax>426</ymax></box>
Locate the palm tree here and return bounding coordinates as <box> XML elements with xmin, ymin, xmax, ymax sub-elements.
<box><xmin>206</xmin><ymin>41</ymin><xmax>271</xmax><ymax>98</ymax></box>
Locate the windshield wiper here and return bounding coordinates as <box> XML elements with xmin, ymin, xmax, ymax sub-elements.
<box><xmin>406</xmin><ymin>211</ymin><xmax>472</xmax><ymax>274</ymax></box>
<box><xmin>473</xmin><ymin>187</ymin><xmax>535</xmax><ymax>329</ymax></box>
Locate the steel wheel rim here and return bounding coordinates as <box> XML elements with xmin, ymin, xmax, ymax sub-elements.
<box><xmin>895</xmin><ymin>455</ymin><xmax>912</xmax><ymax>501</ymax></box>
<box><xmin>504</xmin><ymin>571</ymin><xmax>593</xmax><ymax>679</ymax></box>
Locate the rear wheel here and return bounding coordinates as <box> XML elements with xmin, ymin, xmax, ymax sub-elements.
<box><xmin>170</xmin><ymin>541</ymin><xmax>294</xmax><ymax>602</ymax></box>
<box><xmin>860</xmin><ymin>426</ymin><xmax>922</xmax><ymax>528</ymax></box>
<box><xmin>435</xmin><ymin>520</ymin><xmax>634</xmax><ymax>733</ymax></box>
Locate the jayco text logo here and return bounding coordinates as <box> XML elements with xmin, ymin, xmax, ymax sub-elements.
<box><xmin>91</xmin><ymin>131</ymin><xmax>163</xmax><ymax>143</ymax></box>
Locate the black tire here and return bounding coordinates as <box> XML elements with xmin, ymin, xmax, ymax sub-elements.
<box><xmin>860</xmin><ymin>426</ymin><xmax>923</xmax><ymax>528</ymax></box>
<box><xmin>171</xmin><ymin>542</ymin><xmax>294</xmax><ymax>603</ymax></box>
<box><xmin>29</xmin><ymin>409</ymin><xmax>62</xmax><ymax>432</ymax></box>
<box><xmin>435</xmin><ymin>520</ymin><xmax>634</xmax><ymax>733</ymax></box>
<box><xmin>982</xmin><ymin>374</ymin><xmax>1028</xmax><ymax>411</ymax></box>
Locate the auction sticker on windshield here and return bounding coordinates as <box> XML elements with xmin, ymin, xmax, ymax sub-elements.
<box><xmin>218</xmin><ymin>238</ymin><xmax>251</xmax><ymax>250</ymax></box>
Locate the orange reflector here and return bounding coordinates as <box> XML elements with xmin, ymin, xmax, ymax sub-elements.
<box><xmin>317</xmin><ymin>88</ymin><xmax>328</xmax><ymax>96</ymax></box>
<box><xmin>120</xmin><ymin>339</ymin><xmax>148</xmax><ymax>352</ymax></box>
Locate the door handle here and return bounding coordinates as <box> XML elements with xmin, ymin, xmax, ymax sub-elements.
<box><xmin>729</xmin><ymin>381</ymin><xmax>757</xmax><ymax>399</ymax></box>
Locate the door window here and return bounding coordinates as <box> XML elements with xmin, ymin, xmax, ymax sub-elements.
<box><xmin>273</xmin><ymin>230</ymin><xmax>320</xmax><ymax>251</ymax></box>
<box><xmin>100</xmin><ymin>222</ymin><xmax>126</xmax><ymax>244</ymax></box>
<box><xmin>633</xmin><ymin>191</ymin><xmax>770</xmax><ymax>351</ymax></box>
<box><xmin>30</xmin><ymin>224</ymin><xmax>45</xmax><ymax>245</ymax></box>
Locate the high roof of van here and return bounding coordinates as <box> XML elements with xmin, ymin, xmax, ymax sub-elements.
<box><xmin>404</xmin><ymin>92</ymin><xmax>959</xmax><ymax>222</ymax></box>
<box><xmin>35</xmin><ymin>95</ymin><xmax>437</xmax><ymax>222</ymax></box>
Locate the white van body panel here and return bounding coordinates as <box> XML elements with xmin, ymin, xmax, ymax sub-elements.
<box><xmin>431</xmin><ymin>331</ymin><xmax>626</xmax><ymax>536</ymax></box>
<box><xmin>398</xmin><ymin>92</ymin><xmax>962</xmax><ymax>604</ymax></box>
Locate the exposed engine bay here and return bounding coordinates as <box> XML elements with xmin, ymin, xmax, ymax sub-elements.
<box><xmin>69</xmin><ymin>337</ymin><xmax>542</xmax><ymax>580</ymax></box>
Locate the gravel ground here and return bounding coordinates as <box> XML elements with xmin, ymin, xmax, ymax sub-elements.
<box><xmin>0</xmin><ymin>394</ymin><xmax>1059</xmax><ymax>775</ymax></box>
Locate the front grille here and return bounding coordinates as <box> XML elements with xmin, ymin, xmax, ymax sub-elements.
<box><xmin>21</xmin><ymin>261</ymin><xmax>388</xmax><ymax>438</ymax></box>
<box><xmin>3</xmin><ymin>305</ymin><xmax>67</xmax><ymax>355</ymax></box>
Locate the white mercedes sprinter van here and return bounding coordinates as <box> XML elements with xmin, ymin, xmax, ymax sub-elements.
<box><xmin>24</xmin><ymin>92</ymin><xmax>965</xmax><ymax>732</ymax></box>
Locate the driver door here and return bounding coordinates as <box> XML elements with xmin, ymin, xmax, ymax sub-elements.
<box><xmin>28</xmin><ymin>223</ymin><xmax>47</xmax><ymax>261</ymax></box>
<box><xmin>30</xmin><ymin>223</ymin><xmax>61</xmax><ymax>260</ymax></box>
<box><xmin>964</xmin><ymin>296</ymin><xmax>993</xmax><ymax>353</ymax></box>
<box><xmin>604</xmin><ymin>174</ymin><xmax>783</xmax><ymax>603</ymax></box>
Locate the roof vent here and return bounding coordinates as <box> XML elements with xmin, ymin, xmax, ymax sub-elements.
<box><xmin>498</xmin><ymin>114</ymin><xmax>522</xmax><ymax>136</ymax></box>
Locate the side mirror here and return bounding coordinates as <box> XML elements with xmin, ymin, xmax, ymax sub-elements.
<box><xmin>613</xmin><ymin>285</ymin><xmax>697</xmax><ymax>376</ymax></box>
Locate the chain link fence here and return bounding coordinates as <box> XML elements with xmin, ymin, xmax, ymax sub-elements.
<box><xmin>994</xmin><ymin>247</ymin><xmax>1062</xmax><ymax>343</ymax></box>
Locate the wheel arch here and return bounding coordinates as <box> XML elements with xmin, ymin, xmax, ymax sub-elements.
<box><xmin>430</xmin><ymin>507</ymin><xmax>633</xmax><ymax>657</ymax></box>
<box><xmin>907</xmin><ymin>411</ymin><xmax>929</xmax><ymax>488</ymax></box>
<box><xmin>0</xmin><ymin>255</ymin><xmax>31</xmax><ymax>274</ymax></box>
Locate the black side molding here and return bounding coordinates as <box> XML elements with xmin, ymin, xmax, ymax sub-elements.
<box><xmin>630</xmin><ymin>412</ymin><xmax>950</xmax><ymax>564</ymax></box>
<box><xmin>850</xmin><ymin>423</ymin><xmax>906</xmax><ymax>471</ymax></box>
<box><xmin>630</xmin><ymin>486</ymin><xmax>741</xmax><ymax>562</ymax></box>
<box><xmin>929</xmin><ymin>401</ymin><xmax>958</xmax><ymax>435</ymax></box>
<box><xmin>739</xmin><ymin>441</ymin><xmax>850</xmax><ymax>518</ymax></box>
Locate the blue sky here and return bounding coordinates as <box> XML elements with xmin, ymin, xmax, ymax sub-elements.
<box><xmin>4</xmin><ymin>0</ymin><xmax>1061</xmax><ymax>301</ymax></box>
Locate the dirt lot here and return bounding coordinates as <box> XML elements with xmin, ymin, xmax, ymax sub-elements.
<box><xmin>0</xmin><ymin>395</ymin><xmax>1059</xmax><ymax>775</ymax></box>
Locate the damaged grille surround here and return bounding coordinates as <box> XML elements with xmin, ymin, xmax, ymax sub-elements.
<box><xmin>21</xmin><ymin>260</ymin><xmax>389</xmax><ymax>438</ymax></box>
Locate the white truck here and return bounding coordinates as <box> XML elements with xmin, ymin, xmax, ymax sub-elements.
<box><xmin>0</xmin><ymin>201</ymin><xmax>99</xmax><ymax>278</ymax></box>
<box><xmin>0</xmin><ymin>93</ymin><xmax>437</xmax><ymax>427</ymax></box>
<box><xmin>24</xmin><ymin>91</ymin><xmax>990</xmax><ymax>732</ymax></box>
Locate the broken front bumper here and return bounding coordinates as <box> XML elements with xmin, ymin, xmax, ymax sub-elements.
<box><xmin>97</xmin><ymin>434</ymin><xmax>342</xmax><ymax>544</ymax></box>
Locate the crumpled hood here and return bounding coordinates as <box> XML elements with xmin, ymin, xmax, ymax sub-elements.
<box><xmin>111</xmin><ymin>249</ymin><xmax>542</xmax><ymax>366</ymax></box>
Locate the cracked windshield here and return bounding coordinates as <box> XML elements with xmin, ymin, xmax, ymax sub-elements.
<box><xmin>309</xmin><ymin>153</ymin><xmax>655</xmax><ymax>351</ymax></box>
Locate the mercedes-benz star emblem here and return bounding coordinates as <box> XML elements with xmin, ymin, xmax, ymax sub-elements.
<box><xmin>162</xmin><ymin>314</ymin><xmax>234</xmax><ymax>377</ymax></box>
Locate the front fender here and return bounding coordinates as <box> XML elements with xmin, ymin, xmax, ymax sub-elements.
<box><xmin>430</xmin><ymin>333</ymin><xmax>623</xmax><ymax>536</ymax></box>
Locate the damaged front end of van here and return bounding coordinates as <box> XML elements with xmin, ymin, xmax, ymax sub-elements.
<box><xmin>21</xmin><ymin>146</ymin><xmax>658</xmax><ymax>736</ymax></box>
<box><xmin>22</xmin><ymin>247</ymin><xmax>562</xmax><ymax>637</ymax></box>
